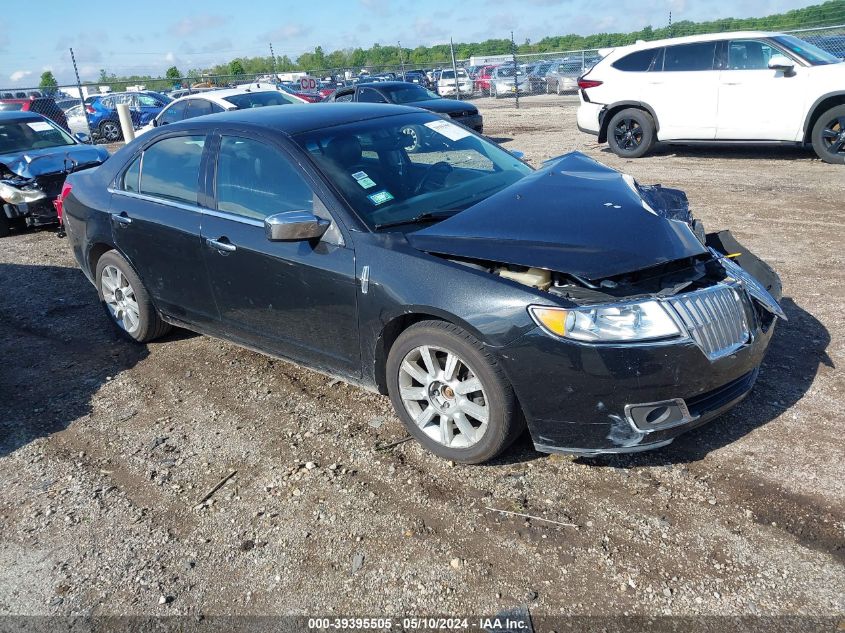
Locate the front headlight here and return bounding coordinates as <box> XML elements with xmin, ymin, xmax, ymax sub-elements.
<box><xmin>529</xmin><ymin>301</ymin><xmax>683</xmax><ymax>343</ymax></box>
<box><xmin>0</xmin><ymin>181</ymin><xmax>46</xmax><ymax>205</ymax></box>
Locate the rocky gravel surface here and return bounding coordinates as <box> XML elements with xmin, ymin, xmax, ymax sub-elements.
<box><xmin>0</xmin><ymin>96</ymin><xmax>842</xmax><ymax>621</ymax></box>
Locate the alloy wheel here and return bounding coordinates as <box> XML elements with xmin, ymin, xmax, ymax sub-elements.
<box><xmin>613</xmin><ymin>118</ymin><xmax>644</xmax><ymax>151</ymax></box>
<box><xmin>101</xmin><ymin>265</ymin><xmax>141</xmax><ymax>334</ymax></box>
<box><xmin>397</xmin><ymin>345</ymin><xmax>489</xmax><ymax>449</ymax></box>
<box><xmin>101</xmin><ymin>121</ymin><xmax>120</xmax><ymax>142</ymax></box>
<box><xmin>820</xmin><ymin>115</ymin><xmax>845</xmax><ymax>156</ymax></box>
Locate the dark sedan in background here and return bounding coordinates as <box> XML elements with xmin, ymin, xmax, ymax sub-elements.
<box><xmin>0</xmin><ymin>111</ymin><xmax>109</xmax><ymax>236</ymax></box>
<box><xmin>61</xmin><ymin>103</ymin><xmax>783</xmax><ymax>463</ymax></box>
<box><xmin>325</xmin><ymin>82</ymin><xmax>482</xmax><ymax>136</ymax></box>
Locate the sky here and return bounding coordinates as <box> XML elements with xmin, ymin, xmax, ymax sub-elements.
<box><xmin>0</xmin><ymin>0</ymin><xmax>819</xmax><ymax>87</ymax></box>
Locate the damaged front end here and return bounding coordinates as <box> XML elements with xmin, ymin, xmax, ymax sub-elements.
<box><xmin>409</xmin><ymin>152</ymin><xmax>785</xmax><ymax>455</ymax></box>
<box><xmin>0</xmin><ymin>169</ymin><xmax>59</xmax><ymax>228</ymax></box>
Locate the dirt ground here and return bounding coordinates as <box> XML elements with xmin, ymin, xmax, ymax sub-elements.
<box><xmin>1</xmin><ymin>96</ymin><xmax>843</xmax><ymax>623</ymax></box>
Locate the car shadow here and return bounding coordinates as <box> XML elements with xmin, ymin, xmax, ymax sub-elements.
<box><xmin>601</xmin><ymin>143</ymin><xmax>818</xmax><ymax>162</ymax></box>
<box><xmin>486</xmin><ymin>297</ymin><xmax>829</xmax><ymax>468</ymax></box>
<box><xmin>486</xmin><ymin>136</ymin><xmax>514</xmax><ymax>144</ymax></box>
<box><xmin>0</xmin><ymin>263</ymin><xmax>156</xmax><ymax>458</ymax></box>
<box><xmin>574</xmin><ymin>297</ymin><xmax>831</xmax><ymax>468</ymax></box>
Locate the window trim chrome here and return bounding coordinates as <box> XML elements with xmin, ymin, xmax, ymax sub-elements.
<box><xmin>107</xmin><ymin>188</ymin><xmax>264</xmax><ymax>227</ymax></box>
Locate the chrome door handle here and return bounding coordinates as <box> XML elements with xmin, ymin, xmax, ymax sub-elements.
<box><xmin>206</xmin><ymin>238</ymin><xmax>236</xmax><ymax>253</ymax></box>
<box><xmin>112</xmin><ymin>214</ymin><xmax>132</xmax><ymax>226</ymax></box>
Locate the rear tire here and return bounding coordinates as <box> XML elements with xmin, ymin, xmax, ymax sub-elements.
<box><xmin>99</xmin><ymin>120</ymin><xmax>122</xmax><ymax>142</ymax></box>
<box><xmin>811</xmin><ymin>104</ymin><xmax>845</xmax><ymax>165</ymax></box>
<box><xmin>96</xmin><ymin>250</ymin><xmax>171</xmax><ymax>343</ymax></box>
<box><xmin>386</xmin><ymin>320</ymin><xmax>524</xmax><ymax>464</ymax></box>
<box><xmin>607</xmin><ymin>108</ymin><xmax>656</xmax><ymax>159</ymax></box>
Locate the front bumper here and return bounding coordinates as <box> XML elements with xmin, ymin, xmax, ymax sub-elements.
<box><xmin>453</xmin><ymin>113</ymin><xmax>483</xmax><ymax>132</ymax></box>
<box><xmin>497</xmin><ymin>303</ymin><xmax>776</xmax><ymax>455</ymax></box>
<box><xmin>3</xmin><ymin>199</ymin><xmax>59</xmax><ymax>226</ymax></box>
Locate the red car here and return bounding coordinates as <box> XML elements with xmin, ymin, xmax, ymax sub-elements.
<box><xmin>0</xmin><ymin>97</ymin><xmax>70</xmax><ymax>131</ymax></box>
<box><xmin>472</xmin><ymin>65</ymin><xmax>499</xmax><ymax>96</ymax></box>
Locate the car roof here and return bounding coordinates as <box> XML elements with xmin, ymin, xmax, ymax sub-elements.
<box><xmin>354</xmin><ymin>81</ymin><xmax>423</xmax><ymax>89</ymax></box>
<box><xmin>0</xmin><ymin>110</ymin><xmax>43</xmax><ymax>122</ymax></box>
<box><xmin>165</xmin><ymin>86</ymin><xmax>295</xmax><ymax>107</ymax></box>
<box><xmin>606</xmin><ymin>30</ymin><xmax>782</xmax><ymax>56</ymax></box>
<box><xmin>183</xmin><ymin>102</ymin><xmax>422</xmax><ymax>135</ymax></box>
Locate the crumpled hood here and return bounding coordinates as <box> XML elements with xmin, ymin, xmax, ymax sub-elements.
<box><xmin>407</xmin><ymin>152</ymin><xmax>708</xmax><ymax>281</ymax></box>
<box><xmin>0</xmin><ymin>144</ymin><xmax>108</xmax><ymax>179</ymax></box>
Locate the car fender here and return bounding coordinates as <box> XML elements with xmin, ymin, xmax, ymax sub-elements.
<box><xmin>598</xmin><ymin>101</ymin><xmax>661</xmax><ymax>143</ymax></box>
<box><xmin>802</xmin><ymin>90</ymin><xmax>845</xmax><ymax>141</ymax></box>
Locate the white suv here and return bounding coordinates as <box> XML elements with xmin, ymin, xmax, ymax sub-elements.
<box><xmin>576</xmin><ymin>31</ymin><xmax>845</xmax><ymax>164</ymax></box>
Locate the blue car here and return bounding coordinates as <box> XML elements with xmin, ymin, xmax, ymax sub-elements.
<box><xmin>86</xmin><ymin>91</ymin><xmax>171</xmax><ymax>142</ymax></box>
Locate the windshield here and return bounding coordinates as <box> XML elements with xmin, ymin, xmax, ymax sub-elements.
<box><xmin>771</xmin><ymin>35</ymin><xmax>841</xmax><ymax>65</ymax></box>
<box><xmin>293</xmin><ymin>113</ymin><xmax>532</xmax><ymax>230</ymax></box>
<box><xmin>383</xmin><ymin>85</ymin><xmax>439</xmax><ymax>103</ymax></box>
<box><xmin>496</xmin><ymin>66</ymin><xmax>517</xmax><ymax>77</ymax></box>
<box><xmin>0</xmin><ymin>119</ymin><xmax>76</xmax><ymax>154</ymax></box>
<box><xmin>223</xmin><ymin>91</ymin><xmax>298</xmax><ymax>109</ymax></box>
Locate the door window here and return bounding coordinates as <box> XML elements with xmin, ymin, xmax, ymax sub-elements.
<box><xmin>138</xmin><ymin>135</ymin><xmax>205</xmax><ymax>205</ymax></box>
<box><xmin>184</xmin><ymin>99</ymin><xmax>214</xmax><ymax>119</ymax></box>
<box><xmin>122</xmin><ymin>155</ymin><xmax>141</xmax><ymax>192</ymax></box>
<box><xmin>358</xmin><ymin>88</ymin><xmax>387</xmax><ymax>103</ymax></box>
<box><xmin>728</xmin><ymin>40</ymin><xmax>780</xmax><ymax>69</ymax></box>
<box><xmin>158</xmin><ymin>101</ymin><xmax>187</xmax><ymax>125</ymax></box>
<box><xmin>661</xmin><ymin>42</ymin><xmax>717</xmax><ymax>71</ymax></box>
<box><xmin>216</xmin><ymin>136</ymin><xmax>314</xmax><ymax>220</ymax></box>
<box><xmin>137</xmin><ymin>94</ymin><xmax>161</xmax><ymax>107</ymax></box>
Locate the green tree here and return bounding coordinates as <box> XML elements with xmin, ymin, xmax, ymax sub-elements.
<box><xmin>229</xmin><ymin>59</ymin><xmax>245</xmax><ymax>76</ymax></box>
<box><xmin>39</xmin><ymin>71</ymin><xmax>58</xmax><ymax>90</ymax></box>
<box><xmin>165</xmin><ymin>66</ymin><xmax>182</xmax><ymax>80</ymax></box>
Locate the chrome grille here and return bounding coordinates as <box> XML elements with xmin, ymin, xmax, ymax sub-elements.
<box><xmin>668</xmin><ymin>285</ymin><xmax>750</xmax><ymax>360</ymax></box>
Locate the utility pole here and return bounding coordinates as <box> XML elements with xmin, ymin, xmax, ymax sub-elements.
<box><xmin>69</xmin><ymin>47</ymin><xmax>94</xmax><ymax>139</ymax></box>
<box><xmin>398</xmin><ymin>41</ymin><xmax>406</xmax><ymax>81</ymax></box>
<box><xmin>269</xmin><ymin>42</ymin><xmax>277</xmax><ymax>79</ymax></box>
<box><xmin>669</xmin><ymin>11</ymin><xmax>673</xmax><ymax>37</ymax></box>
<box><xmin>511</xmin><ymin>31</ymin><xmax>519</xmax><ymax>109</ymax></box>
<box><xmin>449</xmin><ymin>38</ymin><xmax>460</xmax><ymax>100</ymax></box>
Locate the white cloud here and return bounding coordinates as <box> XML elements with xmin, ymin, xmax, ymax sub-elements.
<box><xmin>263</xmin><ymin>23</ymin><xmax>311</xmax><ymax>41</ymax></box>
<box><xmin>10</xmin><ymin>70</ymin><xmax>32</xmax><ymax>82</ymax></box>
<box><xmin>168</xmin><ymin>14</ymin><xmax>227</xmax><ymax>37</ymax></box>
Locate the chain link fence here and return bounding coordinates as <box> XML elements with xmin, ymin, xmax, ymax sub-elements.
<box><xmin>1</xmin><ymin>23</ymin><xmax>843</xmax><ymax>144</ymax></box>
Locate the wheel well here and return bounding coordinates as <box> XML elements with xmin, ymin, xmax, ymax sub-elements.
<box><xmin>87</xmin><ymin>243</ymin><xmax>113</xmax><ymax>278</ymax></box>
<box><xmin>373</xmin><ymin>313</ymin><xmax>448</xmax><ymax>394</ymax></box>
<box><xmin>805</xmin><ymin>95</ymin><xmax>845</xmax><ymax>143</ymax></box>
<box><xmin>598</xmin><ymin>103</ymin><xmax>656</xmax><ymax>143</ymax></box>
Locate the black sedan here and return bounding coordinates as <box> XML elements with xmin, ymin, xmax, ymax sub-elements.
<box><xmin>0</xmin><ymin>111</ymin><xmax>109</xmax><ymax>237</ymax></box>
<box><xmin>62</xmin><ymin>103</ymin><xmax>784</xmax><ymax>463</ymax></box>
<box><xmin>325</xmin><ymin>81</ymin><xmax>482</xmax><ymax>138</ymax></box>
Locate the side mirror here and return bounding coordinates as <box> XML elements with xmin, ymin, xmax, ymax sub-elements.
<box><xmin>768</xmin><ymin>55</ymin><xmax>795</xmax><ymax>73</ymax></box>
<box><xmin>509</xmin><ymin>149</ymin><xmax>525</xmax><ymax>159</ymax></box>
<box><xmin>265</xmin><ymin>210</ymin><xmax>330</xmax><ymax>241</ymax></box>
<box><xmin>73</xmin><ymin>132</ymin><xmax>91</xmax><ymax>144</ymax></box>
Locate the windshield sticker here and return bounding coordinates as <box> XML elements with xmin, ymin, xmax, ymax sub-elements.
<box><xmin>368</xmin><ymin>190</ymin><xmax>394</xmax><ymax>205</ymax></box>
<box><xmin>351</xmin><ymin>171</ymin><xmax>368</xmax><ymax>180</ymax></box>
<box><xmin>27</xmin><ymin>121</ymin><xmax>54</xmax><ymax>132</ymax></box>
<box><xmin>424</xmin><ymin>119</ymin><xmax>471</xmax><ymax>142</ymax></box>
<box><xmin>357</xmin><ymin>176</ymin><xmax>377</xmax><ymax>189</ymax></box>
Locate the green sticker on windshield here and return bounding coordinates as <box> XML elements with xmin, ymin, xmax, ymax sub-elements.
<box><xmin>358</xmin><ymin>177</ymin><xmax>377</xmax><ymax>189</ymax></box>
<box><xmin>368</xmin><ymin>190</ymin><xmax>394</xmax><ymax>205</ymax></box>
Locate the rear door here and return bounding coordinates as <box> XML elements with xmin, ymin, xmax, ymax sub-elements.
<box><xmin>200</xmin><ymin>132</ymin><xmax>360</xmax><ymax>374</ymax></box>
<box><xmin>110</xmin><ymin>133</ymin><xmax>218</xmax><ymax>327</ymax></box>
<box><xmin>646</xmin><ymin>41</ymin><xmax>720</xmax><ymax>140</ymax></box>
<box><xmin>716</xmin><ymin>39</ymin><xmax>807</xmax><ymax>140</ymax></box>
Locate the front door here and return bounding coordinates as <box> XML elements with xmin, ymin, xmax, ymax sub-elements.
<box><xmin>200</xmin><ymin>134</ymin><xmax>360</xmax><ymax>374</ymax></box>
<box><xmin>717</xmin><ymin>39</ymin><xmax>807</xmax><ymax>141</ymax></box>
<box><xmin>110</xmin><ymin>133</ymin><xmax>218</xmax><ymax>327</ymax></box>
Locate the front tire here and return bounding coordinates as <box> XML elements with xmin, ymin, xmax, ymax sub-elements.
<box><xmin>607</xmin><ymin>108</ymin><xmax>656</xmax><ymax>159</ymax></box>
<box><xmin>96</xmin><ymin>250</ymin><xmax>171</xmax><ymax>343</ymax></box>
<box><xmin>386</xmin><ymin>320</ymin><xmax>524</xmax><ymax>464</ymax></box>
<box><xmin>0</xmin><ymin>213</ymin><xmax>10</xmax><ymax>238</ymax></box>
<box><xmin>811</xmin><ymin>104</ymin><xmax>845</xmax><ymax>165</ymax></box>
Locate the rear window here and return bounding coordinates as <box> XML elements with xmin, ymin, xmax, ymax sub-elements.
<box><xmin>612</xmin><ymin>49</ymin><xmax>657</xmax><ymax>72</ymax></box>
<box><xmin>223</xmin><ymin>91</ymin><xmax>297</xmax><ymax>109</ymax></box>
<box><xmin>661</xmin><ymin>42</ymin><xmax>717</xmax><ymax>71</ymax></box>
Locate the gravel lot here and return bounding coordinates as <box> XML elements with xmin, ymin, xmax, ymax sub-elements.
<box><xmin>1</xmin><ymin>96</ymin><xmax>843</xmax><ymax>622</ymax></box>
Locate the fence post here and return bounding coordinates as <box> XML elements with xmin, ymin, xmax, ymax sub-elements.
<box><xmin>116</xmin><ymin>103</ymin><xmax>135</xmax><ymax>144</ymax></box>
<box><xmin>511</xmin><ymin>32</ymin><xmax>519</xmax><ymax>109</ymax></box>
<box><xmin>450</xmin><ymin>38</ymin><xmax>460</xmax><ymax>100</ymax></box>
<box><xmin>69</xmin><ymin>47</ymin><xmax>94</xmax><ymax>140</ymax></box>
